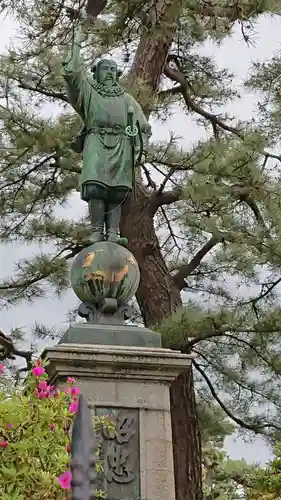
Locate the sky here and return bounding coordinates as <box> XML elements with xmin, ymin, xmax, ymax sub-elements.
<box><xmin>1</xmin><ymin>11</ymin><xmax>281</xmax><ymax>465</ymax></box>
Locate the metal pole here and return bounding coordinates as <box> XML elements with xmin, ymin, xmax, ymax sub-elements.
<box><xmin>70</xmin><ymin>394</ymin><xmax>98</xmax><ymax>500</ymax></box>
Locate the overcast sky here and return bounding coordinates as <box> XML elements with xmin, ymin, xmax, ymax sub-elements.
<box><xmin>1</xmin><ymin>12</ymin><xmax>281</xmax><ymax>465</ymax></box>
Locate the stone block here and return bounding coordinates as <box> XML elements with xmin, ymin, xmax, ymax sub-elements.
<box><xmin>42</xmin><ymin>343</ymin><xmax>192</xmax><ymax>500</ymax></box>
<box><xmin>60</xmin><ymin>322</ymin><xmax>162</xmax><ymax>348</ymax></box>
<box><xmin>44</xmin><ymin>344</ymin><xmax>192</xmax><ymax>385</ymax></box>
<box><xmin>145</xmin><ymin>439</ymin><xmax>174</xmax><ymax>471</ymax></box>
<box><xmin>142</xmin><ymin>409</ymin><xmax>171</xmax><ymax>441</ymax></box>
<box><xmin>146</xmin><ymin>470</ymin><xmax>175</xmax><ymax>500</ymax></box>
<box><xmin>115</xmin><ymin>380</ymin><xmax>170</xmax><ymax>411</ymax></box>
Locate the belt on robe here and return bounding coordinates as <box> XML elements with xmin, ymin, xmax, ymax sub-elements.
<box><xmin>87</xmin><ymin>125</ymin><xmax>130</xmax><ymax>137</ymax></box>
<box><xmin>71</xmin><ymin>125</ymin><xmax>141</xmax><ymax>154</ymax></box>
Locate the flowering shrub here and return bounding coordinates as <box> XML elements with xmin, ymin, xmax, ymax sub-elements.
<box><xmin>0</xmin><ymin>360</ymin><xmax>106</xmax><ymax>499</ymax></box>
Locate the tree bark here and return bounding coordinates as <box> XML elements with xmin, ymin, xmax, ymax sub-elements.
<box><xmin>127</xmin><ymin>0</ymin><xmax>179</xmax><ymax>114</ymax></box>
<box><xmin>121</xmin><ymin>185</ymin><xmax>182</xmax><ymax>326</ymax></box>
<box><xmin>170</xmin><ymin>368</ymin><xmax>203</xmax><ymax>500</ymax></box>
<box><xmin>122</xmin><ymin>2</ymin><xmax>203</xmax><ymax>496</ymax></box>
<box><xmin>121</xmin><ymin>189</ymin><xmax>202</xmax><ymax>499</ymax></box>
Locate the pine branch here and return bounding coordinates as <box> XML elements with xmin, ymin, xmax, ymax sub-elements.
<box><xmin>188</xmin><ymin>326</ymin><xmax>281</xmax><ymax>376</ymax></box>
<box><xmin>164</xmin><ymin>58</ymin><xmax>243</xmax><ymax>136</ymax></box>
<box><xmin>193</xmin><ymin>359</ymin><xmax>279</xmax><ymax>434</ymax></box>
<box><xmin>225</xmin><ymin>333</ymin><xmax>281</xmax><ymax>376</ymax></box>
<box><xmin>151</xmin><ymin>184</ymin><xmax>268</xmax><ymax>233</ymax></box>
<box><xmin>0</xmin><ymin>246</ymin><xmax>82</xmax><ymax>292</ymax></box>
<box><xmin>243</xmin><ymin>276</ymin><xmax>281</xmax><ymax>310</ymax></box>
<box><xmin>158</xmin><ymin>168</ymin><xmax>176</xmax><ymax>194</ymax></box>
<box><xmin>17</xmin><ymin>83</ymin><xmax>68</xmax><ymax>103</ymax></box>
<box><xmin>173</xmin><ymin>235</ymin><xmax>220</xmax><ymax>290</ymax></box>
<box><xmin>150</xmin><ymin>187</ymin><xmax>182</xmax><ymax>212</ymax></box>
<box><xmin>141</xmin><ymin>164</ymin><xmax>157</xmax><ymax>190</ymax></box>
<box><xmin>233</xmin><ymin>185</ymin><xmax>269</xmax><ymax>233</ymax></box>
<box><xmin>0</xmin><ymin>329</ymin><xmax>32</xmax><ymax>369</ymax></box>
<box><xmin>157</xmin><ymin>84</ymin><xmax>182</xmax><ymax>99</ymax></box>
<box><xmin>163</xmin><ymin>56</ymin><xmax>281</xmax><ymax>165</ymax></box>
<box><xmin>1</xmin><ymin>153</ymin><xmax>57</xmax><ymax>191</ymax></box>
<box><xmin>160</xmin><ymin>206</ymin><xmax>181</xmax><ymax>256</ymax></box>
<box><xmin>188</xmin><ymin>1</ymin><xmax>270</xmax><ymax>22</ymax></box>
<box><xmin>158</xmin><ymin>61</ymin><xmax>271</xmax><ymax>234</ymax></box>
<box><xmin>197</xmin><ymin>348</ymin><xmax>281</xmax><ymax>416</ymax></box>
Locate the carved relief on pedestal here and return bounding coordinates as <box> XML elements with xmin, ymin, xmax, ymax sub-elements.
<box><xmin>95</xmin><ymin>407</ymin><xmax>140</xmax><ymax>500</ymax></box>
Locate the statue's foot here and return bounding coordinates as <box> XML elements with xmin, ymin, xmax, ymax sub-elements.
<box><xmin>88</xmin><ymin>231</ymin><xmax>104</xmax><ymax>244</ymax></box>
<box><xmin>107</xmin><ymin>232</ymin><xmax>128</xmax><ymax>246</ymax></box>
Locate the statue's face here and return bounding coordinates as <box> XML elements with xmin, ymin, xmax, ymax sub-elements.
<box><xmin>98</xmin><ymin>60</ymin><xmax>118</xmax><ymax>87</ymax></box>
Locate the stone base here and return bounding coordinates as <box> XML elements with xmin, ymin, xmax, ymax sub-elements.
<box><xmin>59</xmin><ymin>322</ymin><xmax>162</xmax><ymax>348</ymax></box>
<box><xmin>43</xmin><ymin>344</ymin><xmax>192</xmax><ymax>500</ymax></box>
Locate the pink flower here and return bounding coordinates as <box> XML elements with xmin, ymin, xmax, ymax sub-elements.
<box><xmin>68</xmin><ymin>401</ymin><xmax>79</xmax><ymax>413</ymax></box>
<box><xmin>71</xmin><ymin>386</ymin><xmax>80</xmax><ymax>396</ymax></box>
<box><xmin>32</xmin><ymin>366</ymin><xmax>45</xmax><ymax>377</ymax></box>
<box><xmin>0</xmin><ymin>440</ymin><xmax>8</xmax><ymax>448</ymax></box>
<box><xmin>67</xmin><ymin>377</ymin><xmax>75</xmax><ymax>384</ymax></box>
<box><xmin>58</xmin><ymin>470</ymin><xmax>72</xmax><ymax>489</ymax></box>
<box><xmin>38</xmin><ymin>380</ymin><xmax>48</xmax><ymax>390</ymax></box>
<box><xmin>34</xmin><ymin>380</ymin><xmax>57</xmax><ymax>400</ymax></box>
<box><xmin>34</xmin><ymin>388</ymin><xmax>50</xmax><ymax>399</ymax></box>
<box><xmin>52</xmin><ymin>389</ymin><xmax>59</xmax><ymax>398</ymax></box>
<box><xmin>7</xmin><ymin>424</ymin><xmax>12</xmax><ymax>430</ymax></box>
<box><xmin>0</xmin><ymin>363</ymin><xmax>4</xmax><ymax>374</ymax></box>
<box><xmin>49</xmin><ymin>423</ymin><xmax>55</xmax><ymax>431</ymax></box>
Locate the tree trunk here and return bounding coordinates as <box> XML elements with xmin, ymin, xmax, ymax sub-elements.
<box><xmin>123</xmin><ymin>2</ymin><xmax>203</xmax><ymax>498</ymax></box>
<box><xmin>121</xmin><ymin>185</ymin><xmax>182</xmax><ymax>326</ymax></box>
<box><xmin>121</xmin><ymin>189</ymin><xmax>203</xmax><ymax>500</ymax></box>
<box><xmin>128</xmin><ymin>0</ymin><xmax>178</xmax><ymax>89</ymax></box>
<box><xmin>170</xmin><ymin>368</ymin><xmax>203</xmax><ymax>500</ymax></box>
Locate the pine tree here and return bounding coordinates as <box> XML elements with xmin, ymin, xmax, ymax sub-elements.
<box><xmin>1</xmin><ymin>1</ymin><xmax>281</xmax><ymax>499</ymax></box>
<box><xmin>247</xmin><ymin>443</ymin><xmax>281</xmax><ymax>499</ymax></box>
<box><xmin>201</xmin><ymin>402</ymin><xmax>281</xmax><ymax>500</ymax></box>
<box><xmin>200</xmin><ymin>401</ymin><xmax>261</xmax><ymax>499</ymax></box>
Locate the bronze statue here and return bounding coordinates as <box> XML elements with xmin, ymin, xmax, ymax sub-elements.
<box><xmin>62</xmin><ymin>23</ymin><xmax>151</xmax><ymax>245</ymax></box>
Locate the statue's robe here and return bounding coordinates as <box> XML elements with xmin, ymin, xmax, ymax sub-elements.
<box><xmin>62</xmin><ymin>43</ymin><xmax>151</xmax><ymax>195</ymax></box>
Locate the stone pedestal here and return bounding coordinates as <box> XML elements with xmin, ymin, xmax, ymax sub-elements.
<box><xmin>59</xmin><ymin>322</ymin><xmax>162</xmax><ymax>348</ymax></box>
<box><xmin>43</xmin><ymin>343</ymin><xmax>192</xmax><ymax>500</ymax></box>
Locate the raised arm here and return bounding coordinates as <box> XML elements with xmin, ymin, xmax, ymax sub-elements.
<box><xmin>62</xmin><ymin>25</ymin><xmax>92</xmax><ymax>120</ymax></box>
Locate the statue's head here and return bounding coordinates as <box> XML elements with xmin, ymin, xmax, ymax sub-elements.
<box><xmin>91</xmin><ymin>59</ymin><xmax>122</xmax><ymax>88</ymax></box>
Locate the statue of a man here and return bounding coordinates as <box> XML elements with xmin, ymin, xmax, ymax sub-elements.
<box><xmin>62</xmin><ymin>23</ymin><xmax>152</xmax><ymax>245</ymax></box>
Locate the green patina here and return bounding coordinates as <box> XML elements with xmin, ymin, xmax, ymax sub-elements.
<box><xmin>62</xmin><ymin>26</ymin><xmax>151</xmax><ymax>244</ymax></box>
<box><xmin>70</xmin><ymin>241</ymin><xmax>140</xmax><ymax>305</ymax></box>
<box><xmin>60</xmin><ymin>323</ymin><xmax>162</xmax><ymax>347</ymax></box>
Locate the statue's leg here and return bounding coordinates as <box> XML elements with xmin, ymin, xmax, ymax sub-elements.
<box><xmin>88</xmin><ymin>198</ymin><xmax>106</xmax><ymax>242</ymax></box>
<box><xmin>82</xmin><ymin>183</ymin><xmax>107</xmax><ymax>243</ymax></box>
<box><xmin>105</xmin><ymin>188</ymin><xmax>129</xmax><ymax>245</ymax></box>
<box><xmin>106</xmin><ymin>204</ymin><xmax>121</xmax><ymax>243</ymax></box>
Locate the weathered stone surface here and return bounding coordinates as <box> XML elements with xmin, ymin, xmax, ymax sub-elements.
<box><xmin>95</xmin><ymin>407</ymin><xmax>141</xmax><ymax>500</ymax></box>
<box><xmin>43</xmin><ymin>344</ymin><xmax>193</xmax><ymax>500</ymax></box>
<box><xmin>43</xmin><ymin>344</ymin><xmax>191</xmax><ymax>385</ymax></box>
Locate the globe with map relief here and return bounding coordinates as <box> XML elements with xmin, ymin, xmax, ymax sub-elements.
<box><xmin>70</xmin><ymin>241</ymin><xmax>140</xmax><ymax>305</ymax></box>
